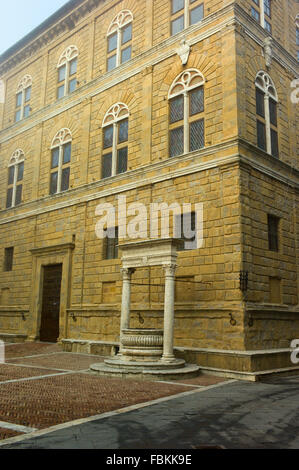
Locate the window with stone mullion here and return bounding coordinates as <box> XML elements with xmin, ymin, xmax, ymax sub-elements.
<box><xmin>171</xmin><ymin>0</ymin><xmax>204</xmax><ymax>36</ymax></box>
<box><xmin>6</xmin><ymin>162</ymin><xmax>24</xmax><ymax>208</ymax></box>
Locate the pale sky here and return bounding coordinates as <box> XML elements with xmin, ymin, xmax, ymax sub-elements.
<box><xmin>0</xmin><ymin>0</ymin><xmax>69</xmax><ymax>55</ymax></box>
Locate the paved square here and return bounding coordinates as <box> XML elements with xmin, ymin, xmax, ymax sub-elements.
<box><xmin>0</xmin><ymin>342</ymin><xmax>228</xmax><ymax>444</ymax></box>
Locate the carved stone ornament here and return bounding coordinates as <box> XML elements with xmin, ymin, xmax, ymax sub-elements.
<box><xmin>263</xmin><ymin>37</ymin><xmax>273</xmax><ymax>68</ymax></box>
<box><xmin>176</xmin><ymin>39</ymin><xmax>191</xmax><ymax>66</ymax></box>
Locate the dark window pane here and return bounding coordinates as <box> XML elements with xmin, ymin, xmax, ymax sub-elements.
<box><xmin>4</xmin><ymin>247</ymin><xmax>14</xmax><ymax>272</ymax></box>
<box><xmin>6</xmin><ymin>188</ymin><xmax>13</xmax><ymax>208</ymax></box>
<box><xmin>50</xmin><ymin>172</ymin><xmax>58</xmax><ymax>195</ymax></box>
<box><xmin>264</xmin><ymin>0</ymin><xmax>271</xmax><ymax>17</ymax></box>
<box><xmin>190</xmin><ymin>119</ymin><xmax>205</xmax><ymax>151</ymax></box>
<box><xmin>170</xmin><ymin>126</ymin><xmax>184</xmax><ymax>157</ymax></box>
<box><xmin>122</xmin><ymin>23</ymin><xmax>132</xmax><ymax>45</ymax></box>
<box><xmin>118</xmin><ymin>119</ymin><xmax>128</xmax><ymax>143</ymax></box>
<box><xmin>170</xmin><ymin>95</ymin><xmax>184</xmax><ymax>123</ymax></box>
<box><xmin>57</xmin><ymin>85</ymin><xmax>65</xmax><ymax>99</ymax></box>
<box><xmin>268</xmin><ymin>214</ymin><xmax>279</xmax><ymax>251</ymax></box>
<box><xmin>15</xmin><ymin>184</ymin><xmax>22</xmax><ymax>206</ymax></box>
<box><xmin>16</xmin><ymin>92</ymin><xmax>22</xmax><ymax>107</ymax></box>
<box><xmin>8</xmin><ymin>166</ymin><xmax>15</xmax><ymax>185</ymax></box>
<box><xmin>171</xmin><ymin>15</ymin><xmax>184</xmax><ymax>35</ymax></box>
<box><xmin>256</xmin><ymin>88</ymin><xmax>265</xmax><ymax>117</ymax></box>
<box><xmin>121</xmin><ymin>46</ymin><xmax>131</xmax><ymax>64</ymax></box>
<box><xmin>25</xmin><ymin>87</ymin><xmax>31</xmax><ymax>102</ymax></box>
<box><xmin>271</xmin><ymin>129</ymin><xmax>279</xmax><ymax>158</ymax></box>
<box><xmin>51</xmin><ymin>148</ymin><xmax>59</xmax><ymax>169</ymax></box>
<box><xmin>58</xmin><ymin>65</ymin><xmax>66</xmax><ymax>82</ymax></box>
<box><xmin>190</xmin><ymin>87</ymin><xmax>204</xmax><ymax>115</ymax></box>
<box><xmin>61</xmin><ymin>167</ymin><xmax>70</xmax><ymax>192</ymax></box>
<box><xmin>257</xmin><ymin>120</ymin><xmax>266</xmax><ymax>151</ymax></box>
<box><xmin>17</xmin><ymin>162</ymin><xmax>24</xmax><ymax>181</ymax></box>
<box><xmin>117</xmin><ymin>147</ymin><xmax>128</xmax><ymax>174</ymax></box>
<box><xmin>105</xmin><ymin>227</ymin><xmax>119</xmax><ymax>260</ymax></box>
<box><xmin>63</xmin><ymin>142</ymin><xmax>71</xmax><ymax>164</ymax></box>
<box><xmin>190</xmin><ymin>4</ymin><xmax>204</xmax><ymax>25</ymax></box>
<box><xmin>175</xmin><ymin>213</ymin><xmax>197</xmax><ymax>251</ymax></box>
<box><xmin>107</xmin><ymin>54</ymin><xmax>117</xmax><ymax>71</ymax></box>
<box><xmin>102</xmin><ymin>153</ymin><xmax>112</xmax><ymax>179</ymax></box>
<box><xmin>108</xmin><ymin>33</ymin><xmax>117</xmax><ymax>53</ymax></box>
<box><xmin>172</xmin><ymin>0</ymin><xmax>184</xmax><ymax>14</ymax></box>
<box><xmin>69</xmin><ymin>58</ymin><xmax>77</xmax><ymax>76</ymax></box>
<box><xmin>269</xmin><ymin>99</ymin><xmax>277</xmax><ymax>126</ymax></box>
<box><xmin>103</xmin><ymin>125</ymin><xmax>113</xmax><ymax>149</ymax></box>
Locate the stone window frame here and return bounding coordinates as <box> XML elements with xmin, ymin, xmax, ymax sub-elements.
<box><xmin>255</xmin><ymin>70</ymin><xmax>278</xmax><ymax>157</ymax></box>
<box><xmin>15</xmin><ymin>75</ymin><xmax>32</xmax><ymax>122</ymax></box>
<box><xmin>102</xmin><ymin>103</ymin><xmax>129</xmax><ymax>179</ymax></box>
<box><xmin>50</xmin><ymin>128</ymin><xmax>72</xmax><ymax>195</ymax></box>
<box><xmin>107</xmin><ymin>10</ymin><xmax>133</xmax><ymax>72</ymax></box>
<box><xmin>6</xmin><ymin>149</ymin><xmax>25</xmax><ymax>209</ymax></box>
<box><xmin>250</xmin><ymin>0</ymin><xmax>272</xmax><ymax>33</ymax></box>
<box><xmin>57</xmin><ymin>45</ymin><xmax>78</xmax><ymax>99</ymax></box>
<box><xmin>170</xmin><ymin>0</ymin><xmax>204</xmax><ymax>36</ymax></box>
<box><xmin>168</xmin><ymin>68</ymin><xmax>205</xmax><ymax>158</ymax></box>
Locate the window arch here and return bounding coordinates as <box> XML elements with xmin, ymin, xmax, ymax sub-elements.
<box><xmin>171</xmin><ymin>0</ymin><xmax>204</xmax><ymax>36</ymax></box>
<box><xmin>168</xmin><ymin>69</ymin><xmax>205</xmax><ymax>157</ymax></box>
<box><xmin>102</xmin><ymin>103</ymin><xmax>129</xmax><ymax>178</ymax></box>
<box><xmin>15</xmin><ymin>75</ymin><xmax>32</xmax><ymax>122</ymax></box>
<box><xmin>6</xmin><ymin>149</ymin><xmax>25</xmax><ymax>208</ymax></box>
<box><xmin>50</xmin><ymin>128</ymin><xmax>72</xmax><ymax>194</ymax></box>
<box><xmin>255</xmin><ymin>71</ymin><xmax>279</xmax><ymax>157</ymax></box>
<box><xmin>57</xmin><ymin>46</ymin><xmax>78</xmax><ymax>99</ymax></box>
<box><xmin>107</xmin><ymin>10</ymin><xmax>133</xmax><ymax>71</ymax></box>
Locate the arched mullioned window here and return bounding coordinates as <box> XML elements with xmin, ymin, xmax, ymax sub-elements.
<box><xmin>57</xmin><ymin>46</ymin><xmax>78</xmax><ymax>99</ymax></box>
<box><xmin>251</xmin><ymin>0</ymin><xmax>272</xmax><ymax>33</ymax></box>
<box><xmin>15</xmin><ymin>75</ymin><xmax>32</xmax><ymax>122</ymax></box>
<box><xmin>6</xmin><ymin>149</ymin><xmax>25</xmax><ymax>208</ymax></box>
<box><xmin>255</xmin><ymin>71</ymin><xmax>279</xmax><ymax>157</ymax></box>
<box><xmin>50</xmin><ymin>128</ymin><xmax>72</xmax><ymax>194</ymax></box>
<box><xmin>168</xmin><ymin>69</ymin><xmax>205</xmax><ymax>157</ymax></box>
<box><xmin>170</xmin><ymin>0</ymin><xmax>204</xmax><ymax>36</ymax></box>
<box><xmin>107</xmin><ymin>10</ymin><xmax>133</xmax><ymax>71</ymax></box>
<box><xmin>102</xmin><ymin>103</ymin><xmax>129</xmax><ymax>178</ymax></box>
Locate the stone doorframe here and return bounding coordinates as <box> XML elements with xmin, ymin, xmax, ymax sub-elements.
<box><xmin>28</xmin><ymin>243</ymin><xmax>75</xmax><ymax>343</ymax></box>
<box><xmin>119</xmin><ymin>238</ymin><xmax>183</xmax><ymax>363</ymax></box>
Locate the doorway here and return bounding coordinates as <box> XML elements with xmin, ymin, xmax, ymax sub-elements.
<box><xmin>40</xmin><ymin>264</ymin><xmax>62</xmax><ymax>343</ymax></box>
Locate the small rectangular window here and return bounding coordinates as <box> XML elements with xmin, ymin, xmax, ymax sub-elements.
<box><xmin>256</xmin><ymin>88</ymin><xmax>265</xmax><ymax>117</ymax></box>
<box><xmin>69</xmin><ymin>58</ymin><xmax>77</xmax><ymax>76</ymax></box>
<box><xmin>257</xmin><ymin>120</ymin><xmax>266</xmax><ymax>151</ymax></box>
<box><xmin>268</xmin><ymin>214</ymin><xmax>279</xmax><ymax>252</ymax></box>
<box><xmin>175</xmin><ymin>213</ymin><xmax>197</xmax><ymax>251</ymax></box>
<box><xmin>61</xmin><ymin>167</ymin><xmax>70</xmax><ymax>192</ymax></box>
<box><xmin>102</xmin><ymin>153</ymin><xmax>113</xmax><ymax>179</ymax></box>
<box><xmin>104</xmin><ymin>227</ymin><xmax>119</xmax><ymax>260</ymax></box>
<box><xmin>108</xmin><ymin>33</ymin><xmax>117</xmax><ymax>53</ymax></box>
<box><xmin>170</xmin><ymin>126</ymin><xmax>184</xmax><ymax>157</ymax></box>
<box><xmin>171</xmin><ymin>15</ymin><xmax>184</xmax><ymax>35</ymax></box>
<box><xmin>25</xmin><ymin>87</ymin><xmax>31</xmax><ymax>102</ymax></box>
<box><xmin>117</xmin><ymin>147</ymin><xmax>128</xmax><ymax>174</ymax></box>
<box><xmin>251</xmin><ymin>7</ymin><xmax>260</xmax><ymax>22</ymax></box>
<box><xmin>16</xmin><ymin>92</ymin><xmax>22</xmax><ymax>107</ymax></box>
<box><xmin>107</xmin><ymin>54</ymin><xmax>117</xmax><ymax>72</ymax></box>
<box><xmin>17</xmin><ymin>162</ymin><xmax>24</xmax><ymax>182</ymax></box>
<box><xmin>15</xmin><ymin>185</ymin><xmax>22</xmax><ymax>206</ymax></box>
<box><xmin>190</xmin><ymin>4</ymin><xmax>204</xmax><ymax>26</ymax></box>
<box><xmin>190</xmin><ymin>119</ymin><xmax>205</xmax><ymax>151</ymax></box>
<box><xmin>122</xmin><ymin>24</ymin><xmax>132</xmax><ymax>45</ymax></box>
<box><xmin>51</xmin><ymin>148</ymin><xmax>59</xmax><ymax>169</ymax></box>
<box><xmin>57</xmin><ymin>84</ymin><xmax>65</xmax><ymax>99</ymax></box>
<box><xmin>172</xmin><ymin>0</ymin><xmax>184</xmax><ymax>15</ymax></box>
<box><xmin>103</xmin><ymin>125</ymin><xmax>114</xmax><ymax>149</ymax></box>
<box><xmin>190</xmin><ymin>87</ymin><xmax>204</xmax><ymax>115</ymax></box>
<box><xmin>50</xmin><ymin>172</ymin><xmax>58</xmax><ymax>195</ymax></box>
<box><xmin>6</xmin><ymin>188</ymin><xmax>13</xmax><ymax>209</ymax></box>
<box><xmin>118</xmin><ymin>119</ymin><xmax>129</xmax><ymax>143</ymax></box>
<box><xmin>269</xmin><ymin>99</ymin><xmax>277</xmax><ymax>126</ymax></box>
<box><xmin>121</xmin><ymin>46</ymin><xmax>131</xmax><ymax>64</ymax></box>
<box><xmin>15</xmin><ymin>110</ymin><xmax>21</xmax><ymax>122</ymax></box>
<box><xmin>68</xmin><ymin>78</ymin><xmax>77</xmax><ymax>94</ymax></box>
<box><xmin>4</xmin><ymin>247</ymin><xmax>14</xmax><ymax>272</ymax></box>
<box><xmin>8</xmin><ymin>166</ymin><xmax>15</xmax><ymax>185</ymax></box>
<box><xmin>58</xmin><ymin>65</ymin><xmax>66</xmax><ymax>83</ymax></box>
<box><xmin>23</xmin><ymin>105</ymin><xmax>30</xmax><ymax>118</ymax></box>
<box><xmin>63</xmin><ymin>143</ymin><xmax>72</xmax><ymax>164</ymax></box>
<box><xmin>271</xmin><ymin>129</ymin><xmax>279</xmax><ymax>158</ymax></box>
<box><xmin>170</xmin><ymin>95</ymin><xmax>184</xmax><ymax>123</ymax></box>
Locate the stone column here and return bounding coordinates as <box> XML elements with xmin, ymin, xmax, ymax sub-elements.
<box><xmin>120</xmin><ymin>268</ymin><xmax>135</xmax><ymax>333</ymax></box>
<box><xmin>162</xmin><ymin>263</ymin><xmax>177</xmax><ymax>362</ymax></box>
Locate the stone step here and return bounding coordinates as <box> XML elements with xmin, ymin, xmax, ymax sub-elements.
<box><xmin>104</xmin><ymin>357</ymin><xmax>186</xmax><ymax>371</ymax></box>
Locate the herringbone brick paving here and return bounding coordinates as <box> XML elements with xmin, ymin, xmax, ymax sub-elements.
<box><xmin>0</xmin><ymin>342</ymin><xmax>227</xmax><ymax>442</ymax></box>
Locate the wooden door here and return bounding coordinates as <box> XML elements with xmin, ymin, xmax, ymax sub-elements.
<box><xmin>40</xmin><ymin>264</ymin><xmax>62</xmax><ymax>343</ymax></box>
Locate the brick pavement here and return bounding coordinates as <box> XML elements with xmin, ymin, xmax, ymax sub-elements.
<box><xmin>0</xmin><ymin>342</ymin><xmax>228</xmax><ymax>444</ymax></box>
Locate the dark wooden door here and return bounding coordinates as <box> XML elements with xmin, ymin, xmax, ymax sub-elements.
<box><xmin>40</xmin><ymin>264</ymin><xmax>62</xmax><ymax>343</ymax></box>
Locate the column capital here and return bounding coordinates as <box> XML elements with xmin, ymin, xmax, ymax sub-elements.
<box><xmin>121</xmin><ymin>267</ymin><xmax>136</xmax><ymax>280</ymax></box>
<box><xmin>163</xmin><ymin>263</ymin><xmax>177</xmax><ymax>278</ymax></box>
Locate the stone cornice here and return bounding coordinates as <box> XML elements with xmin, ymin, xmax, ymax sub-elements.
<box><xmin>30</xmin><ymin>243</ymin><xmax>75</xmax><ymax>255</ymax></box>
<box><xmin>0</xmin><ymin>138</ymin><xmax>298</xmax><ymax>227</ymax></box>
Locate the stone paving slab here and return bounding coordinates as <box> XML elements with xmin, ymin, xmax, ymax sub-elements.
<box><xmin>175</xmin><ymin>375</ymin><xmax>229</xmax><ymax>387</ymax></box>
<box><xmin>0</xmin><ymin>364</ymin><xmax>65</xmax><ymax>382</ymax></box>
<box><xmin>5</xmin><ymin>343</ymin><xmax>62</xmax><ymax>359</ymax></box>
<box><xmin>8</xmin><ymin>353</ymin><xmax>105</xmax><ymax>371</ymax></box>
<box><xmin>0</xmin><ymin>372</ymin><xmax>193</xmax><ymax>431</ymax></box>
